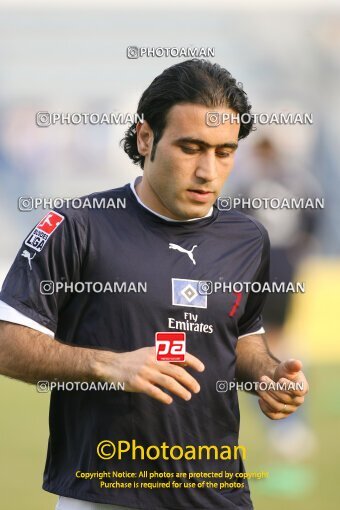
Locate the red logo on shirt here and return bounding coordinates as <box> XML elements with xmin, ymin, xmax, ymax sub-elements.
<box><xmin>25</xmin><ymin>211</ymin><xmax>65</xmax><ymax>252</ymax></box>
<box><xmin>155</xmin><ymin>332</ymin><xmax>186</xmax><ymax>362</ymax></box>
<box><xmin>36</xmin><ymin>211</ymin><xmax>64</xmax><ymax>234</ymax></box>
<box><xmin>228</xmin><ymin>291</ymin><xmax>243</xmax><ymax>317</ymax></box>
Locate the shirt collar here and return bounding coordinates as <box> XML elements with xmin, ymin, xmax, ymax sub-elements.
<box><xmin>130</xmin><ymin>178</ymin><xmax>213</xmax><ymax>223</ymax></box>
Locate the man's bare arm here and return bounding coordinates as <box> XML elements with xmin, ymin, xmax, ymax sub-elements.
<box><xmin>235</xmin><ymin>334</ymin><xmax>280</xmax><ymax>384</ymax></box>
<box><xmin>0</xmin><ymin>320</ymin><xmax>101</xmax><ymax>384</ymax></box>
<box><xmin>0</xmin><ymin>320</ymin><xmax>204</xmax><ymax>405</ymax></box>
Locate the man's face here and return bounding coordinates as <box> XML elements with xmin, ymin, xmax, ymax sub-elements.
<box><xmin>136</xmin><ymin>103</ymin><xmax>240</xmax><ymax>220</ymax></box>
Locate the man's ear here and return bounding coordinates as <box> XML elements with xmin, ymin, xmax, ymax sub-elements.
<box><xmin>136</xmin><ymin>121</ymin><xmax>154</xmax><ymax>157</ymax></box>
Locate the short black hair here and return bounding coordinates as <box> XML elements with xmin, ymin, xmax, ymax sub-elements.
<box><xmin>121</xmin><ymin>59</ymin><xmax>254</xmax><ymax>169</ymax></box>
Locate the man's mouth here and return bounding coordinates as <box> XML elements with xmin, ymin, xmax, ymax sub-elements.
<box><xmin>187</xmin><ymin>189</ymin><xmax>214</xmax><ymax>202</ymax></box>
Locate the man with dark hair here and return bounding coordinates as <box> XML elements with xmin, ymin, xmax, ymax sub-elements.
<box><xmin>122</xmin><ymin>59</ymin><xmax>254</xmax><ymax>170</ymax></box>
<box><xmin>0</xmin><ymin>59</ymin><xmax>308</xmax><ymax>510</ymax></box>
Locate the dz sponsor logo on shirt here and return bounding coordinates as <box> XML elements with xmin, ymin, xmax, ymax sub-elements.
<box><xmin>155</xmin><ymin>332</ymin><xmax>186</xmax><ymax>362</ymax></box>
<box><xmin>25</xmin><ymin>211</ymin><xmax>64</xmax><ymax>252</ymax></box>
<box><xmin>172</xmin><ymin>278</ymin><xmax>207</xmax><ymax>309</ymax></box>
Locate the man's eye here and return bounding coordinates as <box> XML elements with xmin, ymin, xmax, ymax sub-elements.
<box><xmin>217</xmin><ymin>152</ymin><xmax>231</xmax><ymax>158</ymax></box>
<box><xmin>181</xmin><ymin>146</ymin><xmax>199</xmax><ymax>154</ymax></box>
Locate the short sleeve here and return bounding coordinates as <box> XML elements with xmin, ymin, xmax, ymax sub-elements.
<box><xmin>237</xmin><ymin>226</ymin><xmax>270</xmax><ymax>337</ymax></box>
<box><xmin>0</xmin><ymin>209</ymin><xmax>88</xmax><ymax>333</ymax></box>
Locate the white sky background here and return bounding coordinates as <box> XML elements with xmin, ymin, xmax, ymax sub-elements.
<box><xmin>0</xmin><ymin>0</ymin><xmax>338</xmax><ymax>259</ymax></box>
<box><xmin>0</xmin><ymin>0</ymin><xmax>339</xmax><ymax>9</ymax></box>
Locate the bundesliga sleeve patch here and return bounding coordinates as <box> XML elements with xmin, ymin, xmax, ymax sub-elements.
<box><xmin>25</xmin><ymin>211</ymin><xmax>65</xmax><ymax>252</ymax></box>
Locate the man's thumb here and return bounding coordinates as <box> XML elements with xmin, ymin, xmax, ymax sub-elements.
<box><xmin>282</xmin><ymin>358</ymin><xmax>303</xmax><ymax>374</ymax></box>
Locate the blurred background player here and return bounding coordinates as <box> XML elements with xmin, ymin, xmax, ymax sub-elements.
<box><xmin>227</xmin><ymin>136</ymin><xmax>319</xmax><ymax>462</ymax></box>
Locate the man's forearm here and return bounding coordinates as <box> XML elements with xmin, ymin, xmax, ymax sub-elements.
<box><xmin>0</xmin><ymin>320</ymin><xmax>205</xmax><ymax>405</ymax></box>
<box><xmin>235</xmin><ymin>334</ymin><xmax>280</xmax><ymax>385</ymax></box>
<box><xmin>0</xmin><ymin>320</ymin><xmax>114</xmax><ymax>384</ymax></box>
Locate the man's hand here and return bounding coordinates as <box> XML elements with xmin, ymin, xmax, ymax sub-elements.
<box><xmin>257</xmin><ymin>359</ymin><xmax>309</xmax><ymax>420</ymax></box>
<box><xmin>96</xmin><ymin>346</ymin><xmax>205</xmax><ymax>405</ymax></box>
<box><xmin>0</xmin><ymin>323</ymin><xmax>204</xmax><ymax>406</ymax></box>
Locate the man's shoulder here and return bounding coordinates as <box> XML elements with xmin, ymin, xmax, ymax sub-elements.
<box><xmin>216</xmin><ymin>207</ymin><xmax>269</xmax><ymax>243</ymax></box>
<box><xmin>78</xmin><ymin>183</ymin><xmax>130</xmax><ymax>206</ymax></box>
<box><xmin>51</xmin><ymin>183</ymin><xmax>131</xmax><ymax>223</ymax></box>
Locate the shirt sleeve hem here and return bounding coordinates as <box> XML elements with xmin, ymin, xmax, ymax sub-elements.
<box><xmin>238</xmin><ymin>327</ymin><xmax>265</xmax><ymax>339</ymax></box>
<box><xmin>0</xmin><ymin>293</ymin><xmax>57</xmax><ymax>334</ymax></box>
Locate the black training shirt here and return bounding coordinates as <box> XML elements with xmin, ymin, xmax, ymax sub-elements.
<box><xmin>0</xmin><ymin>183</ymin><xmax>270</xmax><ymax>510</ymax></box>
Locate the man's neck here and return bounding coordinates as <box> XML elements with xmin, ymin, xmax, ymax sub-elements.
<box><xmin>133</xmin><ymin>176</ymin><xmax>213</xmax><ymax>222</ymax></box>
<box><xmin>135</xmin><ymin>177</ymin><xmax>178</xmax><ymax>220</ymax></box>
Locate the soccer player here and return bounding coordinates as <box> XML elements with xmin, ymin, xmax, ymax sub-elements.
<box><xmin>0</xmin><ymin>59</ymin><xmax>308</xmax><ymax>510</ymax></box>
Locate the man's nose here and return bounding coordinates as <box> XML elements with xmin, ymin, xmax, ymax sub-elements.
<box><xmin>195</xmin><ymin>152</ymin><xmax>218</xmax><ymax>181</ymax></box>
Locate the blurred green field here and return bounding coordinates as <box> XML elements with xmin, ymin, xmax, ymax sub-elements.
<box><xmin>0</xmin><ymin>378</ymin><xmax>56</xmax><ymax>509</ymax></box>
<box><xmin>0</xmin><ymin>364</ymin><xmax>339</xmax><ymax>510</ymax></box>
<box><xmin>239</xmin><ymin>364</ymin><xmax>340</xmax><ymax>510</ymax></box>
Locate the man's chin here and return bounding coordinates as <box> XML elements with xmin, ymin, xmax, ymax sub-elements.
<box><xmin>172</xmin><ymin>203</ymin><xmax>213</xmax><ymax>221</ymax></box>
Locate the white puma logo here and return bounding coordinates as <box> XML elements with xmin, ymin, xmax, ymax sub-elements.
<box><xmin>169</xmin><ymin>243</ymin><xmax>198</xmax><ymax>265</ymax></box>
<box><xmin>21</xmin><ymin>250</ymin><xmax>36</xmax><ymax>270</ymax></box>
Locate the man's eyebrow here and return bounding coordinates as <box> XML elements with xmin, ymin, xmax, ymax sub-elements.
<box><xmin>174</xmin><ymin>137</ymin><xmax>238</xmax><ymax>150</ymax></box>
